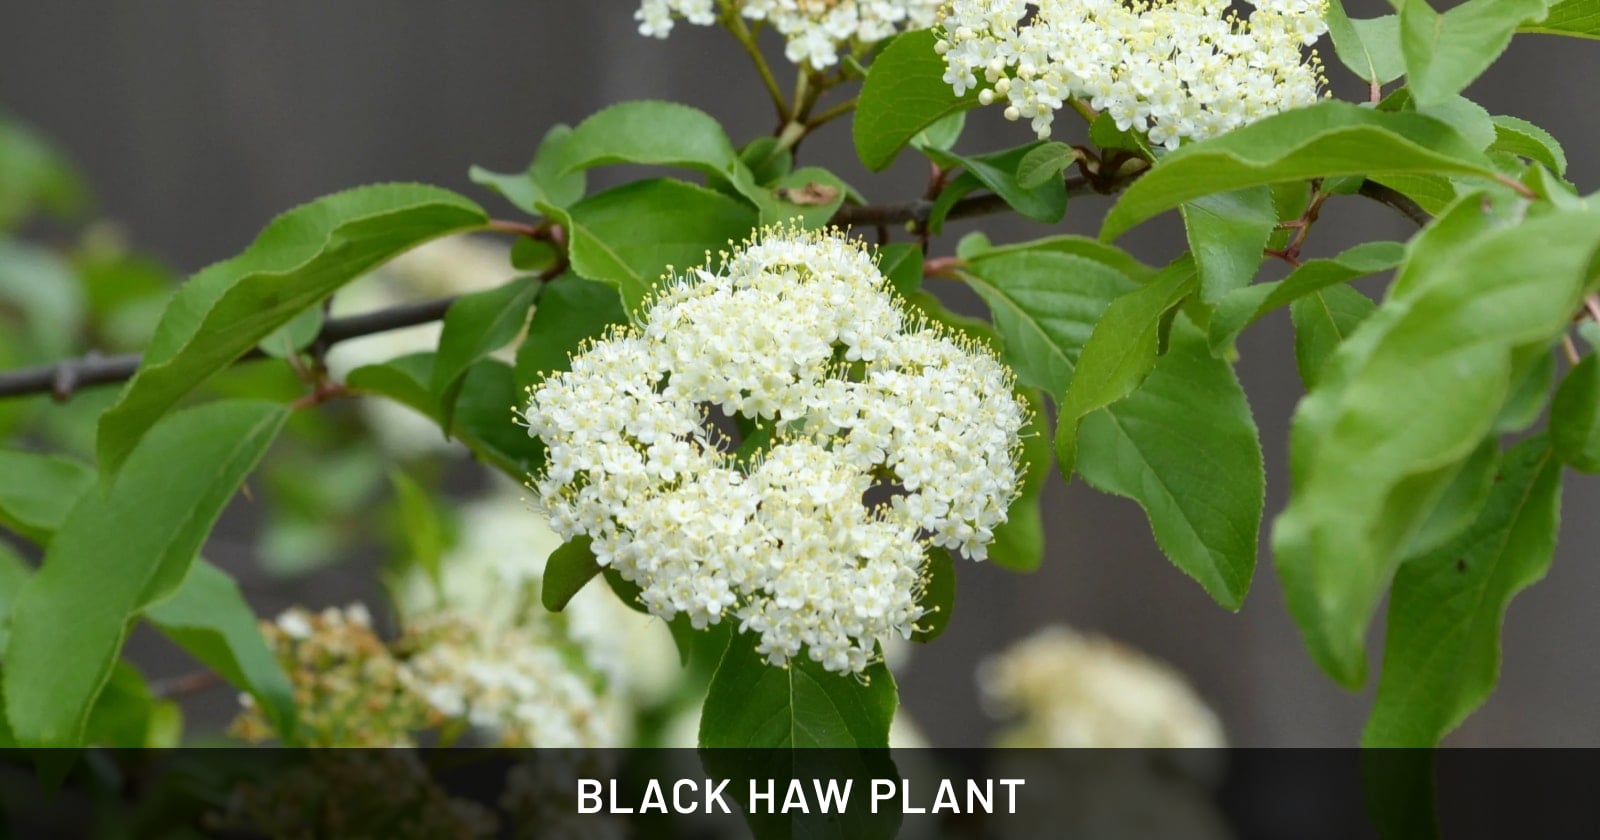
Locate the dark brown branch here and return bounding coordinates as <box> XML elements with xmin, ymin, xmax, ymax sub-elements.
<box><xmin>1356</xmin><ymin>180</ymin><xmax>1431</xmax><ymax>228</ymax></box>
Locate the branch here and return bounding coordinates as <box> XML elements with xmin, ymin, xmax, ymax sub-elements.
<box><xmin>1356</xmin><ymin>180</ymin><xmax>1431</xmax><ymax>228</ymax></box>
<box><xmin>830</xmin><ymin>176</ymin><xmax>1095</xmax><ymax>229</ymax></box>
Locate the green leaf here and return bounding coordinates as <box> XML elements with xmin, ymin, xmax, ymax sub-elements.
<box><xmin>256</xmin><ymin>306</ymin><xmax>324</xmax><ymax>360</ymax></box>
<box><xmin>542</xmin><ymin>537</ymin><xmax>601</xmax><ymax>613</ymax></box>
<box><xmin>1551</xmin><ymin>353</ymin><xmax>1600</xmax><ymax>472</ymax></box>
<box><xmin>5</xmin><ymin>400</ymin><xmax>288</xmax><ymax>746</ymax></box>
<box><xmin>1077</xmin><ymin>318</ymin><xmax>1262</xmax><ymax>609</ymax></box>
<box><xmin>1272</xmin><ymin>207</ymin><xmax>1600</xmax><ymax>688</ymax></box>
<box><xmin>1291</xmin><ymin>284</ymin><xmax>1379</xmax><ymax>389</ymax></box>
<box><xmin>1493</xmin><ymin>349</ymin><xmax>1554</xmax><ymax>434</ymax></box>
<box><xmin>1489</xmin><ymin>115</ymin><xmax>1568</xmax><ymax>177</ymax></box>
<box><xmin>469</xmin><ymin>124</ymin><xmax>587</xmax><ymax>215</ymax></box>
<box><xmin>875</xmin><ymin>243</ymin><xmax>923</xmax><ymax>298</ymax></box>
<box><xmin>1055</xmin><ymin>257</ymin><xmax>1199</xmax><ymax>475</ymax></box>
<box><xmin>1403</xmin><ymin>437</ymin><xmax>1501</xmax><ymax>561</ymax></box>
<box><xmin>911</xmin><ymin>548</ymin><xmax>955</xmax><ymax>643</ymax></box>
<box><xmin>144</xmin><ymin>560</ymin><xmax>296</xmax><ymax>743</ymax></box>
<box><xmin>963</xmin><ymin>250</ymin><xmax>1140</xmax><ymax>400</ymax></box>
<box><xmin>430</xmin><ymin>275</ymin><xmax>540</xmax><ymax>427</ymax></box>
<box><xmin>0</xmin><ymin>451</ymin><xmax>93</xmax><ymax>545</ymax></box>
<box><xmin>0</xmin><ymin>112</ymin><xmax>89</xmax><ymax>231</ymax></box>
<box><xmin>515</xmin><ymin>275</ymin><xmax>628</xmax><ymax>391</ymax></box>
<box><xmin>910</xmin><ymin>110</ymin><xmax>967</xmax><ymax>153</ymax></box>
<box><xmin>967</xmin><ymin>235</ymin><xmax>1155</xmax><ymax>280</ymax></box>
<box><xmin>740</xmin><ymin>137</ymin><xmax>794</xmax><ymax>186</ymax></box>
<box><xmin>1363</xmin><ymin>440</ymin><xmax>1561</xmax><ymax>746</ymax></box>
<box><xmin>700</xmin><ymin>633</ymin><xmax>896</xmax><ymax>749</ymax></box>
<box><xmin>929</xmin><ymin>142</ymin><xmax>1068</xmax><ymax>224</ymax></box>
<box><xmin>96</xmin><ymin>183</ymin><xmax>487</xmax><ymax>477</ymax></box>
<box><xmin>1101</xmin><ymin>102</ymin><xmax>1498</xmax><ymax>241</ymax></box>
<box><xmin>389</xmin><ymin>471</ymin><xmax>444</xmax><ymax>594</ymax></box>
<box><xmin>1418</xmin><ymin>95</ymin><xmax>1496</xmax><ymax>152</ymax></box>
<box><xmin>557</xmin><ymin>101</ymin><xmax>741</xmax><ymax>180</ymax></box>
<box><xmin>1209</xmin><ymin>241</ymin><xmax>1405</xmax><ymax>354</ymax></box>
<box><xmin>0</xmin><ymin>541</ymin><xmax>30</xmax><ymax>652</ymax></box>
<box><xmin>84</xmin><ymin>661</ymin><xmax>172</xmax><ymax>747</ymax></box>
<box><xmin>1326</xmin><ymin>4</ymin><xmax>1406</xmax><ymax>86</ymax></box>
<box><xmin>854</xmin><ymin>29</ymin><xmax>980</xmax><ymax>172</ymax></box>
<box><xmin>544</xmin><ymin>179</ymin><xmax>758</xmax><ymax>314</ymax></box>
<box><xmin>1015</xmin><ymin>141</ymin><xmax>1079</xmax><ymax>190</ymax></box>
<box><xmin>1520</xmin><ymin>0</ymin><xmax>1600</xmax><ymax>37</ymax></box>
<box><xmin>1181</xmin><ymin>187</ymin><xmax>1277</xmax><ymax>304</ymax></box>
<box><xmin>988</xmin><ymin>388</ymin><xmax>1050</xmax><ymax>573</ymax></box>
<box><xmin>754</xmin><ymin>167</ymin><xmax>849</xmax><ymax>228</ymax></box>
<box><xmin>1397</xmin><ymin>0</ymin><xmax>1552</xmax><ymax>107</ymax></box>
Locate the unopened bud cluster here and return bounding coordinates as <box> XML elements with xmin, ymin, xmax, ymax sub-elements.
<box><xmin>524</xmin><ymin>225</ymin><xmax>1027</xmax><ymax>675</ymax></box>
<box><xmin>636</xmin><ymin>0</ymin><xmax>943</xmax><ymax>69</ymax></box>
<box><xmin>937</xmin><ymin>0</ymin><xmax>1329</xmax><ymax>147</ymax></box>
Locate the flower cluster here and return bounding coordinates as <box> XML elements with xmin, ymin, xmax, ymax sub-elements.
<box><xmin>636</xmin><ymin>0</ymin><xmax>944</xmax><ymax>69</ymax></box>
<box><xmin>979</xmin><ymin>625</ymin><xmax>1226</xmax><ymax>748</ymax></box>
<box><xmin>937</xmin><ymin>0</ymin><xmax>1329</xmax><ymax>147</ymax></box>
<box><xmin>525</xmin><ymin>225</ymin><xmax>1027</xmax><ymax>675</ymax></box>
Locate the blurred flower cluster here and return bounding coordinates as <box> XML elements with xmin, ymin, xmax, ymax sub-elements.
<box><xmin>635</xmin><ymin>0</ymin><xmax>943</xmax><ymax>69</ymax></box>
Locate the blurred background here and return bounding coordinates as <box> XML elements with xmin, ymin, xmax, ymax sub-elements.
<box><xmin>0</xmin><ymin>0</ymin><xmax>1596</xmax><ymax>746</ymax></box>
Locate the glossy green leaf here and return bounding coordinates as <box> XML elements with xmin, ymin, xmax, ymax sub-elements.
<box><xmin>5</xmin><ymin>400</ymin><xmax>288</xmax><ymax>746</ymax></box>
<box><xmin>1551</xmin><ymin>353</ymin><xmax>1600</xmax><ymax>472</ymax></box>
<box><xmin>0</xmin><ymin>451</ymin><xmax>93</xmax><ymax>545</ymax></box>
<box><xmin>1326</xmin><ymin>4</ymin><xmax>1405</xmax><ymax>85</ymax></box>
<box><xmin>1291</xmin><ymin>284</ymin><xmax>1379</xmax><ymax>389</ymax></box>
<box><xmin>740</xmin><ymin>137</ymin><xmax>794</xmax><ymax>186</ymax></box>
<box><xmin>1272</xmin><ymin>208</ymin><xmax>1600</xmax><ymax>688</ymax></box>
<box><xmin>1016</xmin><ymin>141</ymin><xmax>1079</xmax><ymax>190</ymax></box>
<box><xmin>876</xmin><ymin>243</ymin><xmax>923</xmax><ymax>298</ymax></box>
<box><xmin>558</xmin><ymin>100</ymin><xmax>741</xmax><ymax>180</ymax></box>
<box><xmin>1209</xmin><ymin>240</ymin><xmax>1404</xmax><ymax>353</ymax></box>
<box><xmin>256</xmin><ymin>306</ymin><xmax>323</xmax><ymax>360</ymax></box>
<box><xmin>144</xmin><ymin>560</ymin><xmax>296</xmax><ymax>743</ymax></box>
<box><xmin>929</xmin><ymin>142</ymin><xmax>1068</xmax><ymax>223</ymax></box>
<box><xmin>96</xmin><ymin>183</ymin><xmax>487</xmax><ymax>477</ymax></box>
<box><xmin>963</xmin><ymin>250</ymin><xmax>1139</xmax><ymax>399</ymax></box>
<box><xmin>515</xmin><ymin>275</ymin><xmax>628</xmax><ymax>392</ymax></box>
<box><xmin>988</xmin><ymin>388</ymin><xmax>1051</xmax><ymax>573</ymax></box>
<box><xmin>1364</xmin><ymin>440</ymin><xmax>1561</xmax><ymax>746</ymax></box>
<box><xmin>469</xmin><ymin>124</ymin><xmax>587</xmax><ymax>215</ymax></box>
<box><xmin>1181</xmin><ymin>187</ymin><xmax>1277</xmax><ymax>304</ymax></box>
<box><xmin>1490</xmin><ymin>115</ymin><xmax>1568</xmax><ymax>177</ymax></box>
<box><xmin>854</xmin><ymin>29</ymin><xmax>980</xmax><ymax>171</ymax></box>
<box><xmin>1520</xmin><ymin>0</ymin><xmax>1600</xmax><ymax>37</ymax></box>
<box><xmin>1101</xmin><ymin>102</ymin><xmax>1497</xmax><ymax>241</ymax></box>
<box><xmin>911</xmin><ymin>548</ymin><xmax>955</xmax><ymax>643</ymax></box>
<box><xmin>910</xmin><ymin>110</ymin><xmax>967</xmax><ymax>153</ymax></box>
<box><xmin>1397</xmin><ymin>0</ymin><xmax>1552</xmax><ymax>107</ymax></box>
<box><xmin>542</xmin><ymin>537</ymin><xmax>601</xmax><ymax>613</ymax></box>
<box><xmin>1077</xmin><ymin>318</ymin><xmax>1262</xmax><ymax>609</ymax></box>
<box><xmin>431</xmin><ymin>275</ymin><xmax>540</xmax><ymax>426</ymax></box>
<box><xmin>1055</xmin><ymin>257</ymin><xmax>1199</xmax><ymax>475</ymax></box>
<box><xmin>543</xmin><ymin>179</ymin><xmax>757</xmax><ymax>314</ymax></box>
<box><xmin>700</xmin><ymin>633</ymin><xmax>896</xmax><ymax>749</ymax></box>
<box><xmin>968</xmin><ymin>235</ymin><xmax>1155</xmax><ymax>280</ymax></box>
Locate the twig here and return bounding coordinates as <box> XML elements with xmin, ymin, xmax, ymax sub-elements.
<box><xmin>1356</xmin><ymin>181</ymin><xmax>1431</xmax><ymax>228</ymax></box>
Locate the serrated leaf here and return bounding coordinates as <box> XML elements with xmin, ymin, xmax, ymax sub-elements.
<box><xmin>1397</xmin><ymin>0</ymin><xmax>1552</xmax><ymax>107</ymax></box>
<box><xmin>144</xmin><ymin>560</ymin><xmax>296</xmax><ymax>743</ymax></box>
<box><xmin>854</xmin><ymin>29</ymin><xmax>981</xmax><ymax>171</ymax></box>
<box><xmin>964</xmin><ymin>250</ymin><xmax>1140</xmax><ymax>399</ymax></box>
<box><xmin>1016</xmin><ymin>141</ymin><xmax>1079</xmax><ymax>190</ymax></box>
<box><xmin>929</xmin><ymin>142</ymin><xmax>1068</xmax><ymax>223</ymax></box>
<box><xmin>1272</xmin><ymin>208</ymin><xmax>1600</xmax><ymax>688</ymax></box>
<box><xmin>1291</xmin><ymin>284</ymin><xmax>1379</xmax><ymax>389</ymax></box>
<box><xmin>0</xmin><ymin>451</ymin><xmax>93</xmax><ymax>545</ymax></box>
<box><xmin>1209</xmin><ymin>240</ymin><xmax>1404</xmax><ymax>353</ymax></box>
<box><xmin>1101</xmin><ymin>102</ymin><xmax>1498</xmax><ymax>241</ymax></box>
<box><xmin>96</xmin><ymin>183</ymin><xmax>487</xmax><ymax>477</ymax></box>
<box><xmin>1055</xmin><ymin>257</ymin><xmax>1199</xmax><ymax>475</ymax></box>
<box><xmin>700</xmin><ymin>632</ymin><xmax>896</xmax><ymax>749</ymax></box>
<box><xmin>1490</xmin><ymin>115</ymin><xmax>1568</xmax><ymax>177</ymax></box>
<box><xmin>515</xmin><ymin>275</ymin><xmax>627</xmax><ymax>391</ymax></box>
<box><xmin>5</xmin><ymin>400</ymin><xmax>288</xmax><ymax>746</ymax></box>
<box><xmin>969</xmin><ymin>235</ymin><xmax>1156</xmax><ymax>280</ymax></box>
<box><xmin>1363</xmin><ymin>440</ymin><xmax>1561</xmax><ymax>746</ymax></box>
<box><xmin>431</xmin><ymin>276</ymin><xmax>540</xmax><ymax>427</ymax></box>
<box><xmin>542</xmin><ymin>537</ymin><xmax>601</xmax><ymax>613</ymax></box>
<box><xmin>1326</xmin><ymin>4</ymin><xmax>1406</xmax><ymax>85</ymax></box>
<box><xmin>1520</xmin><ymin>0</ymin><xmax>1600</xmax><ymax>38</ymax></box>
<box><xmin>468</xmin><ymin>124</ymin><xmax>587</xmax><ymax>215</ymax></box>
<box><xmin>541</xmin><ymin>179</ymin><xmax>757</xmax><ymax>314</ymax></box>
<box><xmin>988</xmin><ymin>388</ymin><xmax>1050</xmax><ymax>573</ymax></box>
<box><xmin>911</xmin><ymin>548</ymin><xmax>955</xmax><ymax>643</ymax></box>
<box><xmin>1551</xmin><ymin>353</ymin><xmax>1600</xmax><ymax>472</ymax></box>
<box><xmin>1077</xmin><ymin>318</ymin><xmax>1262</xmax><ymax>609</ymax></box>
<box><xmin>1181</xmin><ymin>187</ymin><xmax>1277</xmax><ymax>304</ymax></box>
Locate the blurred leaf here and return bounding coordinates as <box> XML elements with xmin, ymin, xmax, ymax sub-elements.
<box><xmin>144</xmin><ymin>560</ymin><xmax>296</xmax><ymax>743</ymax></box>
<box><xmin>256</xmin><ymin>306</ymin><xmax>323</xmax><ymax>360</ymax></box>
<box><xmin>1489</xmin><ymin>115</ymin><xmax>1568</xmax><ymax>177</ymax></box>
<box><xmin>0</xmin><ymin>451</ymin><xmax>93</xmax><ymax>545</ymax></box>
<box><xmin>389</xmin><ymin>471</ymin><xmax>444</xmax><ymax>595</ymax></box>
<box><xmin>1364</xmin><ymin>439</ymin><xmax>1561</xmax><ymax>746</ymax></box>
<box><xmin>83</xmin><ymin>662</ymin><xmax>168</xmax><ymax>747</ymax></box>
<box><xmin>1552</xmin><ymin>353</ymin><xmax>1600</xmax><ymax>472</ymax></box>
<box><xmin>1403</xmin><ymin>437</ymin><xmax>1501</xmax><ymax>561</ymax></box>
<box><xmin>0</xmin><ymin>240</ymin><xmax>85</xmax><ymax>360</ymax></box>
<box><xmin>1209</xmin><ymin>241</ymin><xmax>1404</xmax><ymax>354</ymax></box>
<box><xmin>1181</xmin><ymin>187</ymin><xmax>1277</xmax><ymax>304</ymax></box>
<box><xmin>0</xmin><ymin>541</ymin><xmax>30</xmax><ymax>651</ymax></box>
<box><xmin>911</xmin><ymin>548</ymin><xmax>955</xmax><ymax>643</ymax></box>
<box><xmin>854</xmin><ymin>30</ymin><xmax>980</xmax><ymax>171</ymax></box>
<box><xmin>1326</xmin><ymin>3</ymin><xmax>1405</xmax><ymax>85</ymax></box>
<box><xmin>1397</xmin><ymin>0</ymin><xmax>1551</xmax><ymax>107</ymax></box>
<box><xmin>542</xmin><ymin>537</ymin><xmax>600</xmax><ymax>613</ymax></box>
<box><xmin>5</xmin><ymin>400</ymin><xmax>288</xmax><ymax>746</ymax></box>
<box><xmin>431</xmin><ymin>275</ymin><xmax>540</xmax><ymax>428</ymax></box>
<box><xmin>1291</xmin><ymin>284</ymin><xmax>1378</xmax><ymax>389</ymax></box>
<box><xmin>1493</xmin><ymin>350</ymin><xmax>1554</xmax><ymax>434</ymax></box>
<box><xmin>988</xmin><ymin>388</ymin><xmax>1049</xmax><ymax>573</ymax></box>
<box><xmin>0</xmin><ymin>113</ymin><xmax>89</xmax><ymax>230</ymax></box>
<box><xmin>96</xmin><ymin>183</ymin><xmax>487</xmax><ymax>477</ymax></box>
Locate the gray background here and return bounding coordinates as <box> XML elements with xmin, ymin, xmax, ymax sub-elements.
<box><xmin>1</xmin><ymin>0</ymin><xmax>1596</xmax><ymax>746</ymax></box>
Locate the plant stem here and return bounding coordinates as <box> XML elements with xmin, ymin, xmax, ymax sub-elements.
<box><xmin>722</xmin><ymin>10</ymin><xmax>788</xmax><ymax>121</ymax></box>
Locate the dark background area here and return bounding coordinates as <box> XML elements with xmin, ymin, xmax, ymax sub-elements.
<box><xmin>1</xmin><ymin>0</ymin><xmax>1596</xmax><ymax>746</ymax></box>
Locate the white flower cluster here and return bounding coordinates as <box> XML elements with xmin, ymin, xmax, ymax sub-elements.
<box><xmin>937</xmin><ymin>0</ymin><xmax>1329</xmax><ymax>147</ymax></box>
<box><xmin>525</xmin><ymin>225</ymin><xmax>1026</xmax><ymax>675</ymax></box>
<box><xmin>636</xmin><ymin>0</ymin><xmax>944</xmax><ymax>69</ymax></box>
<box><xmin>980</xmin><ymin>625</ymin><xmax>1226</xmax><ymax>748</ymax></box>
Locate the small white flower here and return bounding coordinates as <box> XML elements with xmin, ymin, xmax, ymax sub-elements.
<box><xmin>525</xmin><ymin>224</ymin><xmax>1028</xmax><ymax>675</ymax></box>
<box><xmin>637</xmin><ymin>0</ymin><xmax>944</xmax><ymax>69</ymax></box>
